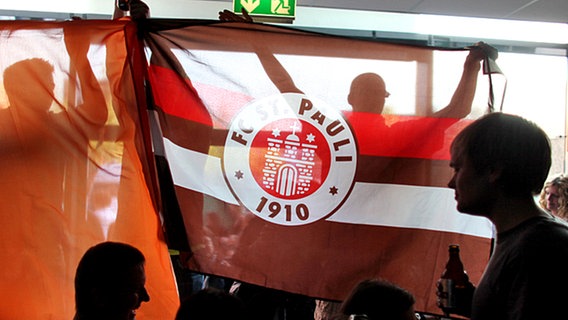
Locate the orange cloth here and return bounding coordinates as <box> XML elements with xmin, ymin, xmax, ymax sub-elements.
<box><xmin>0</xmin><ymin>19</ymin><xmax>178</xmax><ymax>319</ymax></box>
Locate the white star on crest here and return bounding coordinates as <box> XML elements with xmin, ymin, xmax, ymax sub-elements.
<box><xmin>306</xmin><ymin>133</ymin><xmax>316</xmax><ymax>143</ymax></box>
<box><xmin>272</xmin><ymin>128</ymin><xmax>281</xmax><ymax>137</ymax></box>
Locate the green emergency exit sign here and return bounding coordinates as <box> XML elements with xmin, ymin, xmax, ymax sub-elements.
<box><xmin>233</xmin><ymin>0</ymin><xmax>296</xmax><ymax>20</ymax></box>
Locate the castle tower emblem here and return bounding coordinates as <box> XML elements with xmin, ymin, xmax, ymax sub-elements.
<box><xmin>262</xmin><ymin>122</ymin><xmax>317</xmax><ymax>197</ymax></box>
<box><xmin>223</xmin><ymin>93</ymin><xmax>357</xmax><ymax>226</ymax></box>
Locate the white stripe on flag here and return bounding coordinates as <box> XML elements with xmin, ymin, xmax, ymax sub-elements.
<box><xmin>164</xmin><ymin>138</ymin><xmax>494</xmax><ymax>238</ymax></box>
<box><xmin>329</xmin><ymin>183</ymin><xmax>494</xmax><ymax>238</ymax></box>
<box><xmin>163</xmin><ymin>138</ymin><xmax>238</xmax><ymax>205</ymax></box>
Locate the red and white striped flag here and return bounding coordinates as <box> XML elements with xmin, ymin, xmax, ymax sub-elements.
<box><xmin>145</xmin><ymin>20</ymin><xmax>494</xmax><ymax>312</ymax></box>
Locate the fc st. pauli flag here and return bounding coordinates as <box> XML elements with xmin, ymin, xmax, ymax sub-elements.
<box><xmin>144</xmin><ymin>20</ymin><xmax>494</xmax><ymax>312</ymax></box>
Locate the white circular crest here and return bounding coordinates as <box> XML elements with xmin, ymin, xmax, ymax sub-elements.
<box><xmin>223</xmin><ymin>93</ymin><xmax>357</xmax><ymax>226</ymax></box>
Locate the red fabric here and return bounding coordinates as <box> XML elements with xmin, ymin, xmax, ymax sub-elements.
<box><xmin>144</xmin><ymin>20</ymin><xmax>493</xmax><ymax>313</ymax></box>
<box><xmin>149</xmin><ymin>64</ymin><xmax>214</xmax><ymax>126</ymax></box>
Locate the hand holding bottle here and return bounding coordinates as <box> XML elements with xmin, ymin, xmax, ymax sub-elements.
<box><xmin>436</xmin><ymin>244</ymin><xmax>475</xmax><ymax>317</ymax></box>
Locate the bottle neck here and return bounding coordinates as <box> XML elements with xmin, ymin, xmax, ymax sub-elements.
<box><xmin>442</xmin><ymin>250</ymin><xmax>468</xmax><ymax>281</ymax></box>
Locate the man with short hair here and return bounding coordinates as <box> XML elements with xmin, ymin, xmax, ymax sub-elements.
<box><xmin>74</xmin><ymin>241</ymin><xmax>150</xmax><ymax>320</ymax></box>
<box><xmin>448</xmin><ymin>112</ymin><xmax>568</xmax><ymax>320</ymax></box>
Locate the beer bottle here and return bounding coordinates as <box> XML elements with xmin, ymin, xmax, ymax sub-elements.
<box><xmin>438</xmin><ymin>244</ymin><xmax>470</xmax><ymax>316</ymax></box>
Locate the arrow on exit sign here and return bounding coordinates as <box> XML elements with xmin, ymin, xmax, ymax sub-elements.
<box><xmin>234</xmin><ymin>0</ymin><xmax>296</xmax><ymax>18</ymax></box>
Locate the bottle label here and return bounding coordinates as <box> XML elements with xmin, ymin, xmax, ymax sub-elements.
<box><xmin>439</xmin><ymin>278</ymin><xmax>456</xmax><ymax>309</ymax></box>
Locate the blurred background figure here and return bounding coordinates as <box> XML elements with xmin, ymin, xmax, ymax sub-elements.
<box><xmin>539</xmin><ymin>175</ymin><xmax>568</xmax><ymax>221</ymax></box>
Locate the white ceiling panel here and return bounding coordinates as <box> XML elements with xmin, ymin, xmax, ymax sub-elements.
<box><xmin>277</xmin><ymin>0</ymin><xmax>568</xmax><ymax>23</ymax></box>
<box><xmin>300</xmin><ymin>0</ymin><xmax>421</xmax><ymax>13</ymax></box>
<box><xmin>505</xmin><ymin>0</ymin><xmax>568</xmax><ymax>22</ymax></box>
<box><xmin>411</xmin><ymin>0</ymin><xmax>526</xmax><ymax>20</ymax></box>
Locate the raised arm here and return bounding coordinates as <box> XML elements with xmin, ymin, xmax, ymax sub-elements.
<box><xmin>63</xmin><ymin>24</ymin><xmax>107</xmax><ymax>126</ymax></box>
<box><xmin>254</xmin><ymin>46</ymin><xmax>303</xmax><ymax>94</ymax></box>
<box><xmin>219</xmin><ymin>9</ymin><xmax>303</xmax><ymax>94</ymax></box>
<box><xmin>432</xmin><ymin>42</ymin><xmax>495</xmax><ymax>119</ymax></box>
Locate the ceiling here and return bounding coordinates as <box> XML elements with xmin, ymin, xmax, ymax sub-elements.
<box><xmin>1</xmin><ymin>1</ymin><xmax>566</xmax><ymax>26</ymax></box>
<box><xmin>213</xmin><ymin>0</ymin><xmax>568</xmax><ymax>24</ymax></box>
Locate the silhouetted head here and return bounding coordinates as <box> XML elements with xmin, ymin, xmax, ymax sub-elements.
<box><xmin>450</xmin><ymin>112</ymin><xmax>550</xmax><ymax>201</ymax></box>
<box><xmin>347</xmin><ymin>73</ymin><xmax>389</xmax><ymax>114</ymax></box>
<box><xmin>340</xmin><ymin>279</ymin><xmax>416</xmax><ymax>320</ymax></box>
<box><xmin>3</xmin><ymin>58</ymin><xmax>55</xmax><ymax>112</ymax></box>
<box><xmin>74</xmin><ymin>241</ymin><xmax>150</xmax><ymax>320</ymax></box>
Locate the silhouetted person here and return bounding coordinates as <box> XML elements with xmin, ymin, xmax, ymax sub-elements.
<box><xmin>347</xmin><ymin>73</ymin><xmax>389</xmax><ymax>114</ymax></box>
<box><xmin>445</xmin><ymin>112</ymin><xmax>568</xmax><ymax>320</ymax></box>
<box><xmin>1</xmin><ymin>24</ymin><xmax>109</xmax><ymax>308</ymax></box>
<box><xmin>74</xmin><ymin>241</ymin><xmax>150</xmax><ymax>320</ymax></box>
<box><xmin>220</xmin><ymin>8</ymin><xmax>490</xmax><ymax>119</ymax></box>
<box><xmin>1</xmin><ymin>58</ymin><xmax>57</xmax><ymax>156</ymax></box>
<box><xmin>2</xmin><ymin>22</ymin><xmax>107</xmax><ymax>212</ymax></box>
<box><xmin>219</xmin><ymin>12</ymin><xmax>494</xmax><ymax>320</ymax></box>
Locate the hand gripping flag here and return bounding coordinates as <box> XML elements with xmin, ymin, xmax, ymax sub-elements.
<box><xmin>143</xmin><ymin>20</ymin><xmax>496</xmax><ymax>312</ymax></box>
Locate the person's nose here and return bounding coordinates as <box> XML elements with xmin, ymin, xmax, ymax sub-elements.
<box><xmin>140</xmin><ymin>287</ymin><xmax>150</xmax><ymax>302</ymax></box>
<box><xmin>547</xmin><ymin>193</ymin><xmax>555</xmax><ymax>202</ymax></box>
<box><xmin>447</xmin><ymin>175</ymin><xmax>456</xmax><ymax>189</ymax></box>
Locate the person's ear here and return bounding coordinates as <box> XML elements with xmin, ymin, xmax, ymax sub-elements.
<box><xmin>91</xmin><ymin>287</ymin><xmax>113</xmax><ymax>308</ymax></box>
<box><xmin>488</xmin><ymin>166</ymin><xmax>503</xmax><ymax>184</ymax></box>
<box><xmin>90</xmin><ymin>287</ymin><xmax>104</xmax><ymax>308</ymax></box>
<box><xmin>347</xmin><ymin>92</ymin><xmax>354</xmax><ymax>107</ymax></box>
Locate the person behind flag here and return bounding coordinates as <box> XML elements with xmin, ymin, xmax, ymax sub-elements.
<box><xmin>538</xmin><ymin>175</ymin><xmax>568</xmax><ymax>220</ymax></box>
<box><xmin>219</xmin><ymin>8</ymin><xmax>492</xmax><ymax>120</ymax></box>
<box><xmin>220</xmin><ymin>8</ymin><xmax>493</xmax><ymax>187</ymax></box>
<box><xmin>219</xmin><ymin>9</ymin><xmax>494</xmax><ymax>319</ymax></box>
<box><xmin>446</xmin><ymin>112</ymin><xmax>568</xmax><ymax>320</ymax></box>
<box><xmin>73</xmin><ymin>241</ymin><xmax>150</xmax><ymax>320</ymax></box>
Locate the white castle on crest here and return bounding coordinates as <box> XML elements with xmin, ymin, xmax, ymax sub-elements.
<box><xmin>262</xmin><ymin>123</ymin><xmax>317</xmax><ymax>197</ymax></box>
